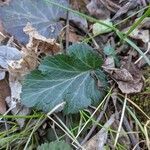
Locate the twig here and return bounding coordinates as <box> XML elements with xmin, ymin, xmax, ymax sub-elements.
<box><xmin>123</xmin><ymin>116</ymin><xmax>141</xmax><ymax>150</ymax></box>
<box><xmin>81</xmin><ymin>96</ymin><xmax>110</xmax><ymax>145</ymax></box>
<box><xmin>106</xmin><ymin>0</ymin><xmax>121</xmax><ymax>9</ymax></box>
<box><xmin>65</xmin><ymin>0</ymin><xmax>70</xmax><ymax>52</ymax></box>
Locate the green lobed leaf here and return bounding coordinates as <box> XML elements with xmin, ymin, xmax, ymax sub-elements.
<box><xmin>0</xmin><ymin>0</ymin><xmax>68</xmax><ymax>43</ymax></box>
<box><xmin>37</xmin><ymin>141</ymin><xmax>72</xmax><ymax>150</ymax></box>
<box><xmin>21</xmin><ymin>43</ymin><xmax>107</xmax><ymax>114</ymax></box>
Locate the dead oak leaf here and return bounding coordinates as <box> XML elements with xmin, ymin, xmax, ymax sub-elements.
<box><xmin>23</xmin><ymin>23</ymin><xmax>61</xmax><ymax>55</ymax></box>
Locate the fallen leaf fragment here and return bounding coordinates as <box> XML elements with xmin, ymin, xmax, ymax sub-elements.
<box><xmin>0</xmin><ymin>69</ymin><xmax>5</xmax><ymax>80</ymax></box>
<box><xmin>123</xmin><ymin>28</ymin><xmax>150</xmax><ymax>43</ymax></box>
<box><xmin>0</xmin><ymin>46</ymin><xmax>22</xmax><ymax>69</ymax></box>
<box><xmin>0</xmin><ymin>79</ymin><xmax>10</xmax><ymax>114</ymax></box>
<box><xmin>6</xmin><ymin>46</ymin><xmax>38</xmax><ymax>127</ymax></box>
<box><xmin>6</xmin><ymin>96</ymin><xmax>30</xmax><ymax>128</ymax></box>
<box><xmin>69</xmin><ymin>12</ymin><xmax>88</xmax><ymax>30</ymax></box>
<box><xmin>111</xmin><ymin>64</ymin><xmax>143</xmax><ymax>94</ymax></box>
<box><xmin>6</xmin><ymin>48</ymin><xmax>38</xmax><ymax>126</ymax></box>
<box><xmin>68</xmin><ymin>27</ymin><xmax>82</xmax><ymax>43</ymax></box>
<box><xmin>23</xmin><ymin>23</ymin><xmax>61</xmax><ymax>55</ymax></box>
<box><xmin>8</xmin><ymin>48</ymin><xmax>38</xmax><ymax>77</ymax></box>
<box><xmin>86</xmin><ymin>0</ymin><xmax>110</xmax><ymax>19</ymax></box>
<box><xmin>5</xmin><ymin>75</ymin><xmax>30</xmax><ymax>128</ymax></box>
<box><xmin>0</xmin><ymin>45</ymin><xmax>22</xmax><ymax>79</ymax></box>
<box><xmin>9</xmin><ymin>75</ymin><xmax>22</xmax><ymax>101</ymax></box>
<box><xmin>130</xmin><ymin>29</ymin><xmax>149</xmax><ymax>43</ymax></box>
<box><xmin>112</xmin><ymin>0</ymin><xmax>137</xmax><ymax>20</ymax></box>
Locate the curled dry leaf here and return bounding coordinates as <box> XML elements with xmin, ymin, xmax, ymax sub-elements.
<box><xmin>111</xmin><ymin>64</ymin><xmax>143</xmax><ymax>94</ymax></box>
<box><xmin>23</xmin><ymin>23</ymin><xmax>61</xmax><ymax>55</ymax></box>
<box><xmin>0</xmin><ymin>79</ymin><xmax>10</xmax><ymax>114</ymax></box>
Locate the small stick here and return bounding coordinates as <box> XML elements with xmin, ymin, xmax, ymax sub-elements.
<box><xmin>65</xmin><ymin>0</ymin><xmax>70</xmax><ymax>52</ymax></box>
<box><xmin>81</xmin><ymin>96</ymin><xmax>110</xmax><ymax>145</ymax></box>
<box><xmin>123</xmin><ymin>115</ymin><xmax>141</xmax><ymax>150</ymax></box>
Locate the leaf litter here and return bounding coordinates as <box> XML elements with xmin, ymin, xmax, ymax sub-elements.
<box><xmin>0</xmin><ymin>0</ymin><xmax>150</xmax><ymax>149</ymax></box>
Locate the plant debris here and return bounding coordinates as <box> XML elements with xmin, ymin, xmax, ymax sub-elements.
<box><xmin>0</xmin><ymin>0</ymin><xmax>150</xmax><ymax>149</ymax></box>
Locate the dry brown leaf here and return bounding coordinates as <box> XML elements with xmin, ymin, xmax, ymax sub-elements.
<box><xmin>69</xmin><ymin>0</ymin><xmax>88</xmax><ymax>30</ymax></box>
<box><xmin>86</xmin><ymin>0</ymin><xmax>110</xmax><ymax>19</ymax></box>
<box><xmin>68</xmin><ymin>27</ymin><xmax>82</xmax><ymax>43</ymax></box>
<box><xmin>5</xmin><ymin>75</ymin><xmax>30</xmax><ymax>128</ymax></box>
<box><xmin>23</xmin><ymin>23</ymin><xmax>61</xmax><ymax>55</ymax></box>
<box><xmin>0</xmin><ymin>78</ymin><xmax>10</xmax><ymax>114</ymax></box>
<box><xmin>111</xmin><ymin>64</ymin><xmax>143</xmax><ymax>94</ymax></box>
<box><xmin>70</xmin><ymin>0</ymin><xmax>89</xmax><ymax>13</ymax></box>
<box><xmin>6</xmin><ymin>46</ymin><xmax>38</xmax><ymax>128</ymax></box>
<box><xmin>8</xmin><ymin>47</ymin><xmax>38</xmax><ymax>77</ymax></box>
